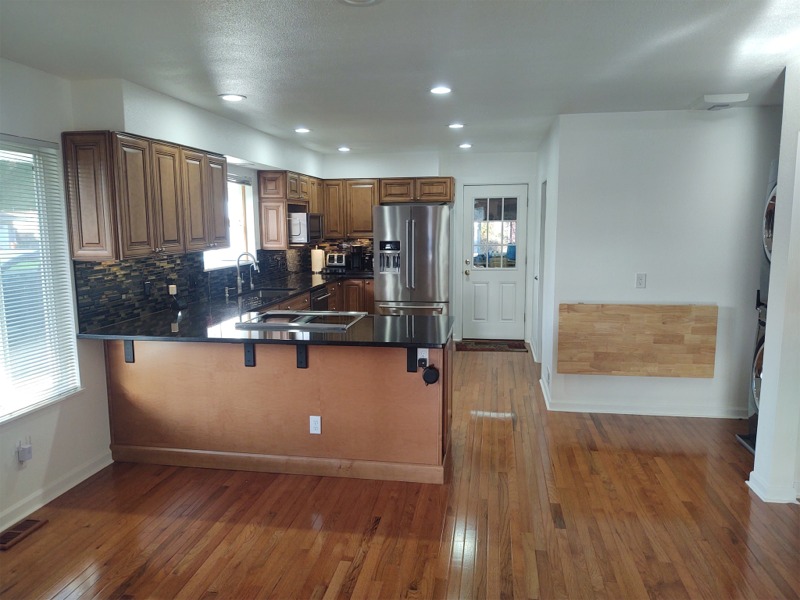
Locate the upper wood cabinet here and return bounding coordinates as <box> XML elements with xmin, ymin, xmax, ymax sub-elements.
<box><xmin>323</xmin><ymin>179</ymin><xmax>346</xmax><ymax>239</ymax></box>
<box><xmin>346</xmin><ymin>179</ymin><xmax>379</xmax><ymax>238</ymax></box>
<box><xmin>308</xmin><ymin>177</ymin><xmax>323</xmax><ymax>214</ymax></box>
<box><xmin>150</xmin><ymin>142</ymin><xmax>184</xmax><ymax>254</ymax></box>
<box><xmin>62</xmin><ymin>130</ymin><xmax>228</xmax><ymax>261</ymax></box>
<box><xmin>258</xmin><ymin>171</ymin><xmax>286</xmax><ymax>199</ymax></box>
<box><xmin>207</xmin><ymin>155</ymin><xmax>229</xmax><ymax>248</ymax></box>
<box><xmin>380</xmin><ymin>177</ymin><xmax>454</xmax><ymax>203</ymax></box>
<box><xmin>260</xmin><ymin>200</ymin><xmax>287</xmax><ymax>250</ymax></box>
<box><xmin>62</xmin><ymin>132</ymin><xmax>117</xmax><ymax>260</ymax></box>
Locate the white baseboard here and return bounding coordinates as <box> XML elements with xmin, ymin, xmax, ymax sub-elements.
<box><xmin>747</xmin><ymin>471</ymin><xmax>800</xmax><ymax>504</ymax></box>
<box><xmin>0</xmin><ymin>451</ymin><xmax>112</xmax><ymax>531</ymax></box>
<box><xmin>545</xmin><ymin>397</ymin><xmax>747</xmax><ymax>419</ymax></box>
<box><xmin>539</xmin><ymin>378</ymin><xmax>553</xmax><ymax>409</ymax></box>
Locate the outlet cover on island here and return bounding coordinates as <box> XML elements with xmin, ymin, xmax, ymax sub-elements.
<box><xmin>309</xmin><ymin>415</ymin><xmax>321</xmax><ymax>435</ymax></box>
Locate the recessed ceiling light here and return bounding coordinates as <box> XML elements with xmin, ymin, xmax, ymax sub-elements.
<box><xmin>338</xmin><ymin>146</ymin><xmax>351</xmax><ymax>152</ymax></box>
<box><xmin>219</xmin><ymin>94</ymin><xmax>246</xmax><ymax>102</ymax></box>
<box><xmin>430</xmin><ymin>86</ymin><xmax>451</xmax><ymax>95</ymax></box>
<box><xmin>449</xmin><ymin>123</ymin><xmax>464</xmax><ymax>129</ymax></box>
<box><xmin>459</xmin><ymin>143</ymin><xmax>472</xmax><ymax>149</ymax></box>
<box><xmin>295</xmin><ymin>127</ymin><xmax>311</xmax><ymax>134</ymax></box>
<box><xmin>338</xmin><ymin>0</ymin><xmax>383</xmax><ymax>5</ymax></box>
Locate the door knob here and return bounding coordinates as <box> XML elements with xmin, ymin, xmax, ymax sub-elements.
<box><xmin>464</xmin><ymin>269</ymin><xmax>470</xmax><ymax>276</ymax></box>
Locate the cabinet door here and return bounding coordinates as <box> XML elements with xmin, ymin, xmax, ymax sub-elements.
<box><xmin>342</xmin><ymin>279</ymin><xmax>364</xmax><ymax>312</ymax></box>
<box><xmin>416</xmin><ymin>177</ymin><xmax>453</xmax><ymax>202</ymax></box>
<box><xmin>181</xmin><ymin>148</ymin><xmax>210</xmax><ymax>252</ymax></box>
<box><xmin>280</xmin><ymin>292</ymin><xmax>310</xmax><ymax>311</ymax></box>
<box><xmin>207</xmin><ymin>155</ymin><xmax>229</xmax><ymax>248</ymax></box>
<box><xmin>380</xmin><ymin>178</ymin><xmax>414</xmax><ymax>203</ymax></box>
<box><xmin>299</xmin><ymin>175</ymin><xmax>310</xmax><ymax>201</ymax></box>
<box><xmin>326</xmin><ymin>282</ymin><xmax>340</xmax><ymax>311</ymax></box>
<box><xmin>259</xmin><ymin>171</ymin><xmax>285</xmax><ymax>199</ymax></box>
<box><xmin>260</xmin><ymin>200</ymin><xmax>287</xmax><ymax>250</ymax></box>
<box><xmin>287</xmin><ymin>172</ymin><xmax>302</xmax><ymax>200</ymax></box>
<box><xmin>323</xmin><ymin>180</ymin><xmax>346</xmax><ymax>239</ymax></box>
<box><xmin>346</xmin><ymin>179</ymin><xmax>379</xmax><ymax>238</ymax></box>
<box><xmin>151</xmin><ymin>142</ymin><xmax>184</xmax><ymax>254</ymax></box>
<box><xmin>363</xmin><ymin>279</ymin><xmax>374</xmax><ymax>314</ymax></box>
<box><xmin>113</xmin><ymin>133</ymin><xmax>156</xmax><ymax>258</ymax></box>
<box><xmin>308</xmin><ymin>178</ymin><xmax>323</xmax><ymax>214</ymax></box>
<box><xmin>62</xmin><ymin>131</ymin><xmax>117</xmax><ymax>260</ymax></box>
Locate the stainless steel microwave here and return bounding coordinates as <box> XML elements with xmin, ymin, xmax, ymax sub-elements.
<box><xmin>288</xmin><ymin>213</ymin><xmax>323</xmax><ymax>244</ymax></box>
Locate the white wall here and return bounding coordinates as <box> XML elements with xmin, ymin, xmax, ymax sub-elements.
<box><xmin>0</xmin><ymin>59</ymin><xmax>112</xmax><ymax>530</ymax></box>
<box><xmin>543</xmin><ymin>108</ymin><xmax>781</xmax><ymax>418</ymax></box>
<box><xmin>750</xmin><ymin>59</ymin><xmax>800</xmax><ymax>502</ymax></box>
<box><xmin>322</xmin><ymin>152</ymin><xmax>440</xmax><ymax>179</ymax></box>
<box><xmin>536</xmin><ymin>121</ymin><xmax>561</xmax><ymax>394</ymax></box>
<box><xmin>68</xmin><ymin>79</ymin><xmax>324</xmax><ymax>176</ymax></box>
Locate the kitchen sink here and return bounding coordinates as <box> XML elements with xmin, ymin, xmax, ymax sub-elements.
<box><xmin>235</xmin><ymin>310</ymin><xmax>367</xmax><ymax>332</ymax></box>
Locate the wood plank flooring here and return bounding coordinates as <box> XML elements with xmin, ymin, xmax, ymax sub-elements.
<box><xmin>1</xmin><ymin>351</ymin><xmax>798</xmax><ymax>599</ymax></box>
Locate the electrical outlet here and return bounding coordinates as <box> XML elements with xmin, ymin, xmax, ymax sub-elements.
<box><xmin>17</xmin><ymin>441</ymin><xmax>32</xmax><ymax>462</ymax></box>
<box><xmin>143</xmin><ymin>281</ymin><xmax>152</xmax><ymax>297</ymax></box>
<box><xmin>309</xmin><ymin>415</ymin><xmax>321</xmax><ymax>435</ymax></box>
<box><xmin>168</xmin><ymin>284</ymin><xmax>177</xmax><ymax>296</ymax></box>
<box><xmin>546</xmin><ymin>367</ymin><xmax>551</xmax><ymax>386</ymax></box>
<box><xmin>417</xmin><ymin>348</ymin><xmax>429</xmax><ymax>368</ymax></box>
<box><xmin>635</xmin><ymin>272</ymin><xmax>647</xmax><ymax>289</ymax></box>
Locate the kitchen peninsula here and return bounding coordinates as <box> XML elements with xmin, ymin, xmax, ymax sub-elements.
<box><xmin>80</xmin><ymin>276</ymin><xmax>454</xmax><ymax>484</ymax></box>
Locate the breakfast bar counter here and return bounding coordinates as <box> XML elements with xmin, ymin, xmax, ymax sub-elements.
<box><xmin>84</xmin><ymin>297</ymin><xmax>454</xmax><ymax>485</ymax></box>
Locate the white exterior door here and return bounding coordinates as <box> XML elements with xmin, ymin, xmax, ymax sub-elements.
<box><xmin>462</xmin><ymin>185</ymin><xmax>528</xmax><ymax>339</ymax></box>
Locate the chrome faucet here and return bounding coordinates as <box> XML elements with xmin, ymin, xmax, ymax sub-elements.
<box><xmin>236</xmin><ymin>252</ymin><xmax>260</xmax><ymax>294</ymax></box>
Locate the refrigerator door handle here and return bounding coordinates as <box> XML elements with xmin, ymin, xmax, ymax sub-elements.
<box><xmin>409</xmin><ymin>219</ymin><xmax>416</xmax><ymax>289</ymax></box>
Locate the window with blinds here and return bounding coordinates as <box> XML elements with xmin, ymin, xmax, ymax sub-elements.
<box><xmin>0</xmin><ymin>134</ymin><xmax>80</xmax><ymax>422</ymax></box>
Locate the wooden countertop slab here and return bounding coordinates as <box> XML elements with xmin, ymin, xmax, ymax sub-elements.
<box><xmin>557</xmin><ymin>303</ymin><xmax>718</xmax><ymax>378</ymax></box>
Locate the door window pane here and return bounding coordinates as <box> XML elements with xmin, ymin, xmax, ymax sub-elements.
<box><xmin>472</xmin><ymin>196</ymin><xmax>517</xmax><ymax>269</ymax></box>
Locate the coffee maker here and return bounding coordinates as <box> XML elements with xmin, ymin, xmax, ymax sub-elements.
<box><xmin>348</xmin><ymin>244</ymin><xmax>366</xmax><ymax>271</ymax></box>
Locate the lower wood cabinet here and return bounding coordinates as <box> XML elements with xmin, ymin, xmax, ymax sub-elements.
<box><xmin>342</xmin><ymin>278</ymin><xmax>373</xmax><ymax>313</ymax></box>
<box><xmin>327</xmin><ymin>282</ymin><xmax>341</xmax><ymax>311</ymax></box>
<box><xmin>277</xmin><ymin>292</ymin><xmax>310</xmax><ymax>311</ymax></box>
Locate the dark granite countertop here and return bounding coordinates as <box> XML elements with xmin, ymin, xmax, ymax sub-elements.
<box><xmin>77</xmin><ymin>272</ymin><xmax>453</xmax><ymax>348</ymax></box>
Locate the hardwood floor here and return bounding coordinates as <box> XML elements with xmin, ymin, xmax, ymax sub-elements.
<box><xmin>1</xmin><ymin>351</ymin><xmax>798</xmax><ymax>599</ymax></box>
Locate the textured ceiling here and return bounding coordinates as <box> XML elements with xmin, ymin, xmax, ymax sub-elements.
<box><xmin>2</xmin><ymin>0</ymin><xmax>800</xmax><ymax>155</ymax></box>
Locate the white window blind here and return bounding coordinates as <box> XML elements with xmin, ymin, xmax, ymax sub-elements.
<box><xmin>0</xmin><ymin>134</ymin><xmax>80</xmax><ymax>422</ymax></box>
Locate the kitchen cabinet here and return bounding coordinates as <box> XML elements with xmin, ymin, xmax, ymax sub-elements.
<box><xmin>63</xmin><ymin>132</ymin><xmax>117</xmax><ymax>260</ymax></box>
<box><xmin>380</xmin><ymin>177</ymin><xmax>454</xmax><ymax>203</ymax></box>
<box><xmin>277</xmin><ymin>291</ymin><xmax>311</xmax><ymax>311</ymax></box>
<box><xmin>150</xmin><ymin>142</ymin><xmax>185</xmax><ymax>254</ymax></box>
<box><xmin>260</xmin><ymin>200</ymin><xmax>287</xmax><ymax>250</ymax></box>
<box><xmin>63</xmin><ymin>130</ymin><xmax>228</xmax><ymax>260</ymax></box>
<box><xmin>258</xmin><ymin>171</ymin><xmax>286</xmax><ymax>199</ymax></box>
<box><xmin>323</xmin><ymin>179</ymin><xmax>346</xmax><ymax>239</ymax></box>
<box><xmin>342</xmin><ymin>278</ymin><xmax>373</xmax><ymax>313</ymax></box>
<box><xmin>326</xmin><ymin>282</ymin><xmax>341</xmax><ymax>311</ymax></box>
<box><xmin>112</xmin><ymin>133</ymin><xmax>156</xmax><ymax>258</ymax></box>
<box><xmin>308</xmin><ymin>177</ymin><xmax>323</xmax><ymax>214</ymax></box>
<box><xmin>346</xmin><ymin>179</ymin><xmax>379</xmax><ymax>238</ymax></box>
<box><xmin>181</xmin><ymin>149</ymin><xmax>229</xmax><ymax>253</ymax></box>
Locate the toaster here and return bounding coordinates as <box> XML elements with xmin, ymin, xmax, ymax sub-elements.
<box><xmin>326</xmin><ymin>252</ymin><xmax>346</xmax><ymax>268</ymax></box>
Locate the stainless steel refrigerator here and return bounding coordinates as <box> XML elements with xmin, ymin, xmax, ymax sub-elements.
<box><xmin>373</xmin><ymin>204</ymin><xmax>451</xmax><ymax>315</ymax></box>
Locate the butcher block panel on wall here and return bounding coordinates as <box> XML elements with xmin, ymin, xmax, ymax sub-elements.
<box><xmin>558</xmin><ymin>303</ymin><xmax>718</xmax><ymax>378</ymax></box>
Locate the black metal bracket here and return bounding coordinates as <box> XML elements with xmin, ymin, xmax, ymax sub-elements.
<box><xmin>407</xmin><ymin>348</ymin><xmax>417</xmax><ymax>372</ymax></box>
<box><xmin>244</xmin><ymin>343</ymin><xmax>255</xmax><ymax>367</ymax></box>
<box><xmin>123</xmin><ymin>340</ymin><xmax>135</xmax><ymax>363</ymax></box>
<box><xmin>296</xmin><ymin>345</ymin><xmax>308</xmax><ymax>369</ymax></box>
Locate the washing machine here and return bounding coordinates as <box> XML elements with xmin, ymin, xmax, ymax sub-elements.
<box><xmin>737</xmin><ymin>162</ymin><xmax>777</xmax><ymax>454</ymax></box>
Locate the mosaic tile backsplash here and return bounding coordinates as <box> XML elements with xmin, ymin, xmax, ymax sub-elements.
<box><xmin>74</xmin><ymin>248</ymin><xmax>310</xmax><ymax>332</ymax></box>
